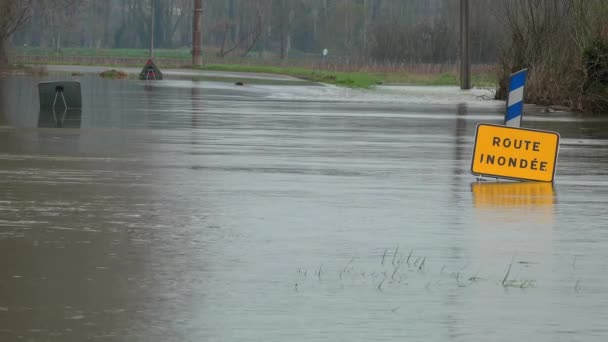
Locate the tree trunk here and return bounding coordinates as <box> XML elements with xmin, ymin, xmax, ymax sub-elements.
<box><xmin>0</xmin><ymin>36</ymin><xmax>9</xmax><ymax>67</ymax></box>
<box><xmin>56</xmin><ymin>32</ymin><xmax>61</xmax><ymax>52</ymax></box>
<box><xmin>363</xmin><ymin>0</ymin><xmax>368</xmax><ymax>51</ymax></box>
<box><xmin>279</xmin><ymin>0</ymin><xmax>287</xmax><ymax>60</ymax></box>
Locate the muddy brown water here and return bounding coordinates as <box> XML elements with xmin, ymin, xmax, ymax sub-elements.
<box><xmin>1</xmin><ymin>73</ymin><xmax>608</xmax><ymax>341</ymax></box>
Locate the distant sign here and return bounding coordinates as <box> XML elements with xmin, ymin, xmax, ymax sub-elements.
<box><xmin>471</xmin><ymin>124</ymin><xmax>560</xmax><ymax>182</ymax></box>
<box><xmin>322</xmin><ymin>49</ymin><xmax>328</xmax><ymax>56</ymax></box>
<box><xmin>38</xmin><ymin>81</ymin><xmax>82</xmax><ymax>110</ymax></box>
<box><xmin>139</xmin><ymin>59</ymin><xmax>163</xmax><ymax>80</ymax></box>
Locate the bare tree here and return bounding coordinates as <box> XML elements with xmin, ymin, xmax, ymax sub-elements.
<box><xmin>0</xmin><ymin>0</ymin><xmax>34</xmax><ymax>65</ymax></box>
<box><xmin>42</xmin><ymin>0</ymin><xmax>85</xmax><ymax>52</ymax></box>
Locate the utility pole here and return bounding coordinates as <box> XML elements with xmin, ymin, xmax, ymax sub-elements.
<box><xmin>192</xmin><ymin>0</ymin><xmax>203</xmax><ymax>65</ymax></box>
<box><xmin>149</xmin><ymin>1</ymin><xmax>155</xmax><ymax>58</ymax></box>
<box><xmin>460</xmin><ymin>0</ymin><xmax>471</xmax><ymax>90</ymax></box>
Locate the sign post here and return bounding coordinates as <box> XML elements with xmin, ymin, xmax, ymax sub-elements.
<box><xmin>505</xmin><ymin>69</ymin><xmax>528</xmax><ymax>127</ymax></box>
<box><xmin>471</xmin><ymin>124</ymin><xmax>559</xmax><ymax>183</ymax></box>
<box><xmin>460</xmin><ymin>0</ymin><xmax>471</xmax><ymax>90</ymax></box>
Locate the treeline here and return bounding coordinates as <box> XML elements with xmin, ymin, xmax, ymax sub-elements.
<box><xmin>9</xmin><ymin>0</ymin><xmax>505</xmax><ymax>64</ymax></box>
<box><xmin>6</xmin><ymin>1</ymin><xmax>608</xmax><ymax>112</ymax></box>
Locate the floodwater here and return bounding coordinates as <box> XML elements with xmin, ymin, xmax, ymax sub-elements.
<box><xmin>1</xmin><ymin>70</ymin><xmax>608</xmax><ymax>341</ymax></box>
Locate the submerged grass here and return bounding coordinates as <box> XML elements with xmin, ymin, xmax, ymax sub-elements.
<box><xmin>295</xmin><ymin>247</ymin><xmax>542</xmax><ymax>294</ymax></box>
<box><xmin>99</xmin><ymin>69</ymin><xmax>129</xmax><ymax>79</ymax></box>
<box><xmin>501</xmin><ymin>260</ymin><xmax>536</xmax><ymax>289</ymax></box>
<box><xmin>0</xmin><ymin>64</ymin><xmax>48</xmax><ymax>77</ymax></box>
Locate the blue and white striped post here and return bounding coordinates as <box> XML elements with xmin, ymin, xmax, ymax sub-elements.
<box><xmin>505</xmin><ymin>69</ymin><xmax>528</xmax><ymax>127</ymax></box>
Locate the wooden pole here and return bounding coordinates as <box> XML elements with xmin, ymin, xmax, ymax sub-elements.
<box><xmin>460</xmin><ymin>0</ymin><xmax>471</xmax><ymax>90</ymax></box>
<box><xmin>192</xmin><ymin>0</ymin><xmax>203</xmax><ymax>65</ymax></box>
<box><xmin>149</xmin><ymin>1</ymin><xmax>155</xmax><ymax>58</ymax></box>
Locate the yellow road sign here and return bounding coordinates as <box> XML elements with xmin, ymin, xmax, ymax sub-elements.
<box><xmin>471</xmin><ymin>124</ymin><xmax>560</xmax><ymax>182</ymax></box>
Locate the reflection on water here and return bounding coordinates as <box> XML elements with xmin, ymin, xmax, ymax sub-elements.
<box><xmin>1</xmin><ymin>73</ymin><xmax>608</xmax><ymax>341</ymax></box>
<box><xmin>471</xmin><ymin>181</ymin><xmax>555</xmax><ymax>207</ymax></box>
<box><xmin>38</xmin><ymin>109</ymin><xmax>82</xmax><ymax>128</ymax></box>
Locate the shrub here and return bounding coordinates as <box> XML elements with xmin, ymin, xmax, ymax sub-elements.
<box><xmin>496</xmin><ymin>0</ymin><xmax>608</xmax><ymax>113</ymax></box>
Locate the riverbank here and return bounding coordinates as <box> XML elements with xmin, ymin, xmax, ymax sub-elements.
<box><xmin>194</xmin><ymin>64</ymin><xmax>496</xmax><ymax>88</ymax></box>
<box><xmin>8</xmin><ymin>47</ymin><xmax>497</xmax><ymax>89</ymax></box>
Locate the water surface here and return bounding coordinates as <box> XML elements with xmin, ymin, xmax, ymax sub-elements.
<box><xmin>1</xmin><ymin>73</ymin><xmax>608</xmax><ymax>341</ymax></box>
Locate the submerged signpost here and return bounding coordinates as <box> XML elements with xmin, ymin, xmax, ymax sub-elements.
<box><xmin>471</xmin><ymin>69</ymin><xmax>560</xmax><ymax>183</ymax></box>
<box><xmin>139</xmin><ymin>59</ymin><xmax>163</xmax><ymax>80</ymax></box>
<box><xmin>38</xmin><ymin>81</ymin><xmax>83</xmax><ymax>128</ymax></box>
<box><xmin>139</xmin><ymin>1</ymin><xmax>163</xmax><ymax>81</ymax></box>
<box><xmin>38</xmin><ymin>81</ymin><xmax>82</xmax><ymax>110</ymax></box>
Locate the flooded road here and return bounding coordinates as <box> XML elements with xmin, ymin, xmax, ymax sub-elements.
<box><xmin>1</xmin><ymin>72</ymin><xmax>608</xmax><ymax>341</ymax></box>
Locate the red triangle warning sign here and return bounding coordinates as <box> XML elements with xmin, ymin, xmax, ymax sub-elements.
<box><xmin>139</xmin><ymin>59</ymin><xmax>163</xmax><ymax>80</ymax></box>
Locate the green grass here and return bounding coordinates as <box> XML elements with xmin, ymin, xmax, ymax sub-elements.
<box><xmin>198</xmin><ymin>64</ymin><xmax>382</xmax><ymax>88</ymax></box>
<box><xmin>12</xmin><ymin>47</ymin><xmax>191</xmax><ymax>59</ymax></box>
<box><xmin>196</xmin><ymin>64</ymin><xmax>497</xmax><ymax>88</ymax></box>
